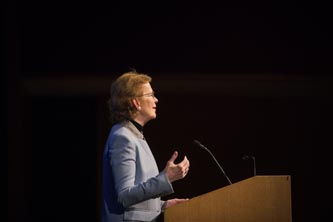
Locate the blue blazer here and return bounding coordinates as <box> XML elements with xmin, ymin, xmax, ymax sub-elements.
<box><xmin>102</xmin><ymin>120</ymin><xmax>174</xmax><ymax>222</ymax></box>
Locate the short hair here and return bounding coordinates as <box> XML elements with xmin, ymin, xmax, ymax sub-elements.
<box><xmin>107</xmin><ymin>71</ymin><xmax>152</xmax><ymax>124</ymax></box>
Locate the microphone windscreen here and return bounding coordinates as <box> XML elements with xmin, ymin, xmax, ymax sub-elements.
<box><xmin>242</xmin><ymin>155</ymin><xmax>250</xmax><ymax>160</ymax></box>
<box><xmin>193</xmin><ymin>139</ymin><xmax>201</xmax><ymax>146</ymax></box>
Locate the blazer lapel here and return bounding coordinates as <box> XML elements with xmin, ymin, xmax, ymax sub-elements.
<box><xmin>121</xmin><ymin>120</ymin><xmax>145</xmax><ymax>141</ymax></box>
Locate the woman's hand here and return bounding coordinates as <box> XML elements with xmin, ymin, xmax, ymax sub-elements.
<box><xmin>163</xmin><ymin>198</ymin><xmax>189</xmax><ymax>209</ymax></box>
<box><xmin>163</xmin><ymin>151</ymin><xmax>190</xmax><ymax>183</ymax></box>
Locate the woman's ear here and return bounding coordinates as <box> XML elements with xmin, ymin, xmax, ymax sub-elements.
<box><xmin>132</xmin><ymin>98</ymin><xmax>141</xmax><ymax>110</ymax></box>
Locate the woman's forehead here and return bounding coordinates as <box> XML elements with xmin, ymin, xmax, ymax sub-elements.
<box><xmin>139</xmin><ymin>82</ymin><xmax>153</xmax><ymax>91</ymax></box>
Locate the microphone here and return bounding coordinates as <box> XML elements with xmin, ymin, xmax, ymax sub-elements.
<box><xmin>193</xmin><ymin>139</ymin><xmax>232</xmax><ymax>185</ymax></box>
<box><xmin>242</xmin><ymin>154</ymin><xmax>257</xmax><ymax>176</ymax></box>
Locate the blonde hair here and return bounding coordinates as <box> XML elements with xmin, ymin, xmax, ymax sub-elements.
<box><xmin>107</xmin><ymin>71</ymin><xmax>152</xmax><ymax>124</ymax></box>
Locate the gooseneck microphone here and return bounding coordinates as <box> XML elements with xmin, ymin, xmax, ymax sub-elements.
<box><xmin>193</xmin><ymin>140</ymin><xmax>232</xmax><ymax>185</ymax></box>
<box><xmin>242</xmin><ymin>154</ymin><xmax>257</xmax><ymax>176</ymax></box>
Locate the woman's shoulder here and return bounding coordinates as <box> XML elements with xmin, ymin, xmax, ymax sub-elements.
<box><xmin>111</xmin><ymin>120</ymin><xmax>131</xmax><ymax>131</ymax></box>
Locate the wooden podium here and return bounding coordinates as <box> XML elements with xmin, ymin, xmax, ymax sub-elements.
<box><xmin>164</xmin><ymin>175</ymin><xmax>292</xmax><ymax>222</ymax></box>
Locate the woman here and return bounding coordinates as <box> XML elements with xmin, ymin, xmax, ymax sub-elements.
<box><xmin>101</xmin><ymin>71</ymin><xmax>190</xmax><ymax>222</ymax></box>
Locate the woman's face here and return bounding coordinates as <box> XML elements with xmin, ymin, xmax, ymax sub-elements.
<box><xmin>133</xmin><ymin>82</ymin><xmax>158</xmax><ymax>126</ymax></box>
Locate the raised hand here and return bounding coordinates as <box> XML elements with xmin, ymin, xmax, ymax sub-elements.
<box><xmin>163</xmin><ymin>151</ymin><xmax>190</xmax><ymax>183</ymax></box>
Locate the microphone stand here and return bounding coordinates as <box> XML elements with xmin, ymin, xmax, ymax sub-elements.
<box><xmin>242</xmin><ymin>155</ymin><xmax>257</xmax><ymax>176</ymax></box>
<box><xmin>194</xmin><ymin>140</ymin><xmax>232</xmax><ymax>185</ymax></box>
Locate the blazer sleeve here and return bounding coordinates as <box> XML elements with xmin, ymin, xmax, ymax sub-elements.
<box><xmin>107</xmin><ymin>133</ymin><xmax>174</xmax><ymax>208</ymax></box>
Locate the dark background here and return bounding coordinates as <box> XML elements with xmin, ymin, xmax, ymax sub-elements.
<box><xmin>5</xmin><ymin>1</ymin><xmax>332</xmax><ymax>222</ymax></box>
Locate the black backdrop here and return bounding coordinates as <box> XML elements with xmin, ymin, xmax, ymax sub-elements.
<box><xmin>6</xmin><ymin>1</ymin><xmax>332</xmax><ymax>222</ymax></box>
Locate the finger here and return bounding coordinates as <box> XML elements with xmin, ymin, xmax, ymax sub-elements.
<box><xmin>183</xmin><ymin>168</ymin><xmax>189</xmax><ymax>177</ymax></box>
<box><xmin>178</xmin><ymin>156</ymin><xmax>190</xmax><ymax>167</ymax></box>
<box><xmin>178</xmin><ymin>198</ymin><xmax>189</xmax><ymax>202</ymax></box>
<box><xmin>168</xmin><ymin>151</ymin><xmax>178</xmax><ymax>163</ymax></box>
<box><xmin>184</xmin><ymin>156</ymin><xmax>190</xmax><ymax>167</ymax></box>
